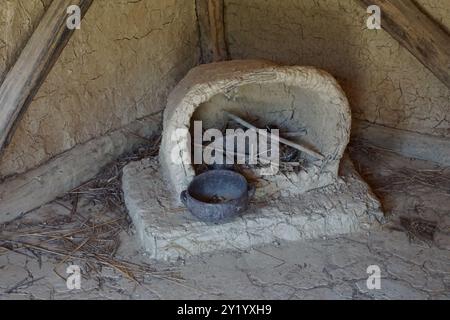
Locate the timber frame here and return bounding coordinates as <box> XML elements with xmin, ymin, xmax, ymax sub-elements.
<box><xmin>0</xmin><ymin>0</ymin><xmax>93</xmax><ymax>154</ymax></box>
<box><xmin>359</xmin><ymin>0</ymin><xmax>450</xmax><ymax>90</ymax></box>
<box><xmin>0</xmin><ymin>0</ymin><xmax>449</xmax><ymax>222</ymax></box>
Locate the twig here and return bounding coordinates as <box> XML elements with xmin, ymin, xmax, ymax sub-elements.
<box><xmin>5</xmin><ymin>276</ymin><xmax>46</xmax><ymax>294</ymax></box>
<box><xmin>225</xmin><ymin>111</ymin><xmax>325</xmax><ymax>160</ymax></box>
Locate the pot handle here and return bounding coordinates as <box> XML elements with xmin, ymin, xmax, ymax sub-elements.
<box><xmin>248</xmin><ymin>184</ymin><xmax>256</xmax><ymax>199</ymax></box>
<box><xmin>180</xmin><ymin>190</ymin><xmax>188</xmax><ymax>206</ymax></box>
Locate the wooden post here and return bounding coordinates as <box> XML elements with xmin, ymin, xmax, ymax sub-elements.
<box><xmin>196</xmin><ymin>0</ymin><xmax>228</xmax><ymax>63</ymax></box>
<box><xmin>0</xmin><ymin>0</ymin><xmax>93</xmax><ymax>154</ymax></box>
<box><xmin>360</xmin><ymin>0</ymin><xmax>450</xmax><ymax>90</ymax></box>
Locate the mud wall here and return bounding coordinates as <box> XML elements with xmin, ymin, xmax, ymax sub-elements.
<box><xmin>1</xmin><ymin>0</ymin><xmax>449</xmax><ymax>179</ymax></box>
<box><xmin>0</xmin><ymin>0</ymin><xmax>199</xmax><ymax>178</ymax></box>
<box><xmin>224</xmin><ymin>0</ymin><xmax>450</xmax><ymax>139</ymax></box>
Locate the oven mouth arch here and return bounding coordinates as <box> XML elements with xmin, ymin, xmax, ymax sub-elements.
<box><xmin>160</xmin><ymin>60</ymin><xmax>352</xmax><ymax>201</ymax></box>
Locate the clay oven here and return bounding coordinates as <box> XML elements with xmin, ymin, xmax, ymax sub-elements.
<box><xmin>121</xmin><ymin>59</ymin><xmax>383</xmax><ymax>260</ymax></box>
<box><xmin>160</xmin><ymin>60</ymin><xmax>352</xmax><ymax>199</ymax></box>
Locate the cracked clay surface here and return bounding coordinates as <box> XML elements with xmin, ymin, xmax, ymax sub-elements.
<box><xmin>0</xmin><ymin>145</ymin><xmax>449</xmax><ymax>299</ymax></box>
<box><xmin>0</xmin><ymin>0</ymin><xmax>200</xmax><ymax>178</ymax></box>
<box><xmin>224</xmin><ymin>0</ymin><xmax>450</xmax><ymax>139</ymax></box>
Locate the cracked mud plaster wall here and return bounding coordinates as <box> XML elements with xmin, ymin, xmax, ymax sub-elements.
<box><xmin>0</xmin><ymin>0</ymin><xmax>52</xmax><ymax>84</ymax></box>
<box><xmin>224</xmin><ymin>0</ymin><xmax>450</xmax><ymax>139</ymax></box>
<box><xmin>0</xmin><ymin>0</ymin><xmax>199</xmax><ymax>178</ymax></box>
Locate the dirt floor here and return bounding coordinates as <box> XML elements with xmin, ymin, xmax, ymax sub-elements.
<box><xmin>0</xmin><ymin>142</ymin><xmax>449</xmax><ymax>300</ymax></box>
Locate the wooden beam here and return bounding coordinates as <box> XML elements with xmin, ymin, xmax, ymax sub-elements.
<box><xmin>359</xmin><ymin>0</ymin><xmax>450</xmax><ymax>89</ymax></box>
<box><xmin>352</xmin><ymin>119</ymin><xmax>450</xmax><ymax>166</ymax></box>
<box><xmin>0</xmin><ymin>0</ymin><xmax>93</xmax><ymax>154</ymax></box>
<box><xmin>208</xmin><ymin>0</ymin><xmax>228</xmax><ymax>62</ymax></box>
<box><xmin>0</xmin><ymin>115</ymin><xmax>160</xmax><ymax>224</ymax></box>
<box><xmin>196</xmin><ymin>0</ymin><xmax>228</xmax><ymax>63</ymax></box>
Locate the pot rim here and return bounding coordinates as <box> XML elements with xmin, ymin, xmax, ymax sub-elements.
<box><xmin>185</xmin><ymin>170</ymin><xmax>249</xmax><ymax>205</ymax></box>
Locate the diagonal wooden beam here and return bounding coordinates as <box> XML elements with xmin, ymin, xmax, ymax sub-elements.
<box><xmin>359</xmin><ymin>0</ymin><xmax>450</xmax><ymax>90</ymax></box>
<box><xmin>0</xmin><ymin>0</ymin><xmax>93</xmax><ymax>154</ymax></box>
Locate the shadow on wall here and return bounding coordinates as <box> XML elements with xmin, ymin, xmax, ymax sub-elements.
<box><xmin>0</xmin><ymin>0</ymin><xmax>200</xmax><ymax>179</ymax></box>
<box><xmin>224</xmin><ymin>0</ymin><xmax>368</xmax><ymax>105</ymax></box>
<box><xmin>223</xmin><ymin>0</ymin><xmax>450</xmax><ymax>139</ymax></box>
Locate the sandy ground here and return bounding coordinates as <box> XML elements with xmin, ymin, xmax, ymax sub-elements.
<box><xmin>0</xmin><ymin>143</ymin><xmax>449</xmax><ymax>300</ymax></box>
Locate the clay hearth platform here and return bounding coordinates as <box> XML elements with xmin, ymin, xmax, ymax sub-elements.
<box><xmin>122</xmin><ymin>156</ymin><xmax>385</xmax><ymax>261</ymax></box>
